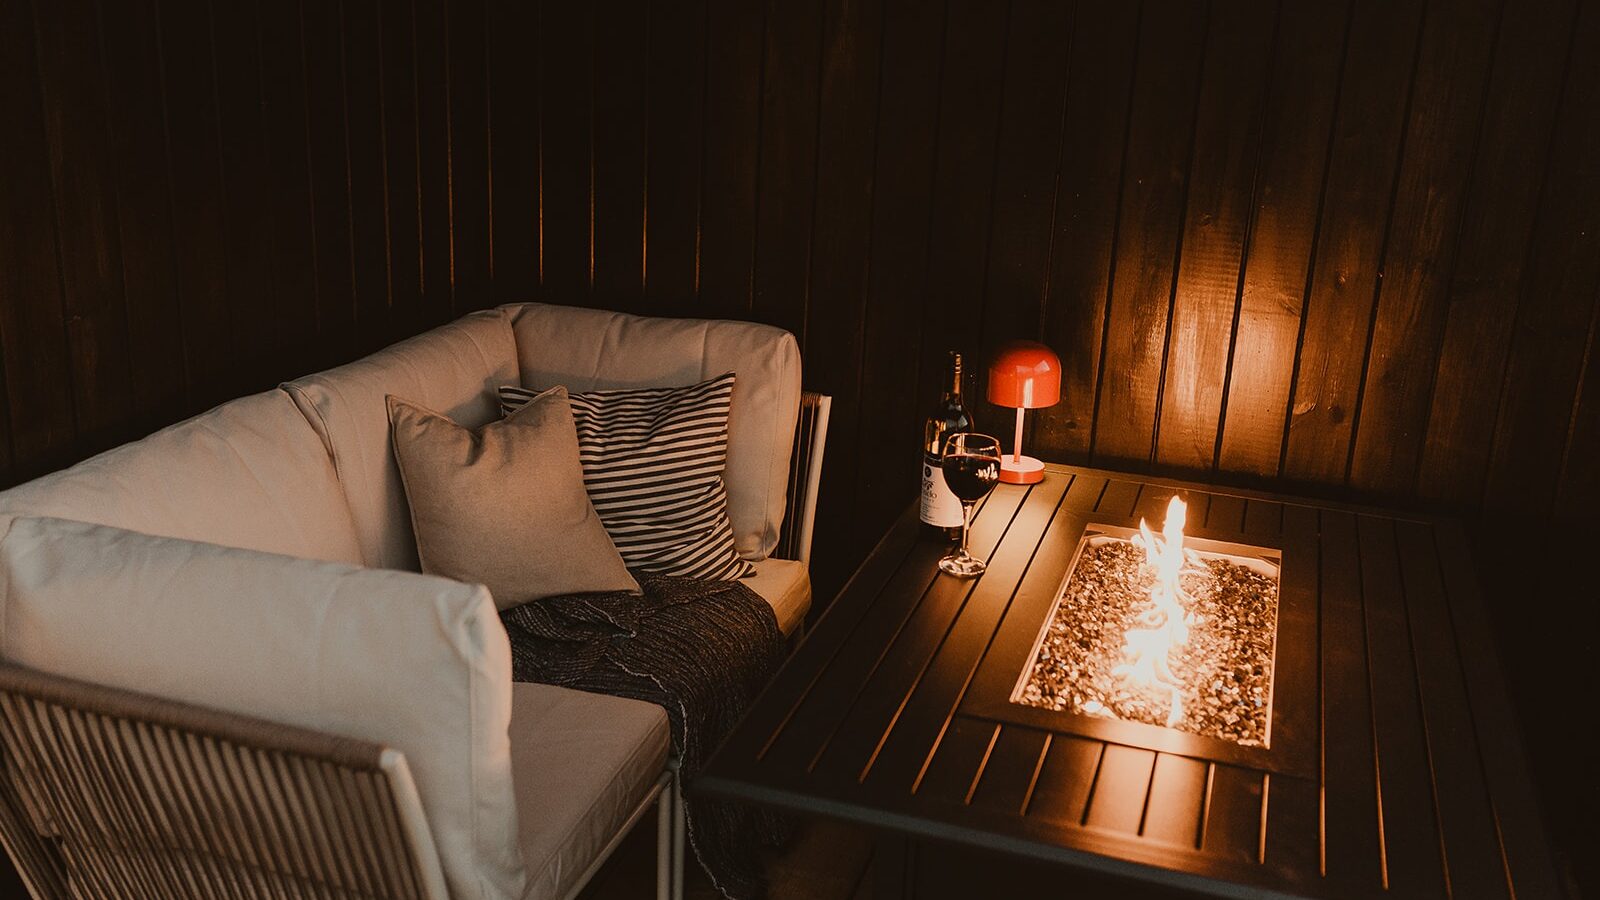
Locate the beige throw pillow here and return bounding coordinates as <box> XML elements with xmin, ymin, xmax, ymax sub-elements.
<box><xmin>388</xmin><ymin>388</ymin><xmax>638</xmax><ymax>609</ymax></box>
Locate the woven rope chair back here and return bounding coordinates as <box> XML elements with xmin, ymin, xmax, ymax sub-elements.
<box><xmin>0</xmin><ymin>662</ymin><xmax>437</xmax><ymax>900</ymax></box>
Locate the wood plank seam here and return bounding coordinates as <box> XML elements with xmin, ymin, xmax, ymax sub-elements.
<box><xmin>1133</xmin><ymin>749</ymin><xmax>1161</xmax><ymax>838</ymax></box>
<box><xmin>1077</xmin><ymin>743</ymin><xmax>1108</xmax><ymax>827</ymax></box>
<box><xmin>961</xmin><ymin>723</ymin><xmax>1001</xmax><ymax>806</ymax></box>
<box><xmin>1017</xmin><ymin>732</ymin><xmax>1052</xmax><ymax>818</ymax></box>
<box><xmin>1390</xmin><ymin>522</ymin><xmax>1456</xmax><ymax>897</ymax></box>
<box><xmin>1318</xmin><ymin>509</ymin><xmax>1327</xmax><ymax>879</ymax></box>
<box><xmin>1358</xmin><ymin>522</ymin><xmax>1392</xmax><ymax>891</ymax></box>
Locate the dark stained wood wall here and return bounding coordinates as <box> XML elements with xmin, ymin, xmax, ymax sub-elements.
<box><xmin>2</xmin><ymin>0</ymin><xmax>1599</xmax><ymax>603</ymax></box>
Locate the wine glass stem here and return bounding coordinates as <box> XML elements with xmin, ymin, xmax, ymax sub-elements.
<box><xmin>960</xmin><ymin>501</ymin><xmax>974</xmax><ymax>557</ymax></box>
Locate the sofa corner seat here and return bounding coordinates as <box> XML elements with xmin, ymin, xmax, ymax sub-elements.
<box><xmin>0</xmin><ymin>302</ymin><xmax>813</xmax><ymax>900</ymax></box>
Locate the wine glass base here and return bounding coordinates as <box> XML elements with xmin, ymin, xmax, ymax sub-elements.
<box><xmin>938</xmin><ymin>551</ymin><xmax>987</xmax><ymax>578</ymax></box>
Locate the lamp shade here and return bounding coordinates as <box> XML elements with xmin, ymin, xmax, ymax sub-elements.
<box><xmin>986</xmin><ymin>341</ymin><xmax>1061</xmax><ymax>409</ymax></box>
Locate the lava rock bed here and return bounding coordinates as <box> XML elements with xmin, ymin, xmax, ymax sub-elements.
<box><xmin>1014</xmin><ymin>539</ymin><xmax>1279</xmax><ymax>747</ymax></box>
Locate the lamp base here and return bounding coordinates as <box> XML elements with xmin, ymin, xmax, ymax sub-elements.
<box><xmin>999</xmin><ymin>454</ymin><xmax>1046</xmax><ymax>485</ymax></box>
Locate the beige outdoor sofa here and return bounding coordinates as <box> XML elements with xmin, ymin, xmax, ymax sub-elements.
<box><xmin>0</xmin><ymin>303</ymin><xmax>831</xmax><ymax>900</ymax></box>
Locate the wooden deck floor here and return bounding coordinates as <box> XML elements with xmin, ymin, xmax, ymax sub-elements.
<box><xmin>577</xmin><ymin>818</ymin><xmax>877</xmax><ymax>900</ymax></box>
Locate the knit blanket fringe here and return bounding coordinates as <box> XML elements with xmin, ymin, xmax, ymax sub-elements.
<box><xmin>499</xmin><ymin>574</ymin><xmax>792</xmax><ymax>899</ymax></box>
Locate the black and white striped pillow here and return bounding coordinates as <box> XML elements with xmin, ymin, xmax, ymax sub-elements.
<box><xmin>499</xmin><ymin>373</ymin><xmax>755</xmax><ymax>581</ymax></box>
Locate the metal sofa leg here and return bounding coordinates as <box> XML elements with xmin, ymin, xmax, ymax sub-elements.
<box><xmin>672</xmin><ymin>770</ymin><xmax>686</xmax><ymax>900</ymax></box>
<box><xmin>657</xmin><ymin>772</ymin><xmax>674</xmax><ymax>900</ymax></box>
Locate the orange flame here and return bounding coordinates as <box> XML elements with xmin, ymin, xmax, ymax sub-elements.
<box><xmin>1113</xmin><ymin>495</ymin><xmax>1198</xmax><ymax>727</ymax></box>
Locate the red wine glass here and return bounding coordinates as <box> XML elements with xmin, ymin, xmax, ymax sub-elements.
<box><xmin>938</xmin><ymin>433</ymin><xmax>1002</xmax><ymax>577</ymax></box>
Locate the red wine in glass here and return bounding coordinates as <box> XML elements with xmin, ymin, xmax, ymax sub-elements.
<box><xmin>942</xmin><ymin>453</ymin><xmax>1000</xmax><ymax>502</ymax></box>
<box><xmin>938</xmin><ymin>433</ymin><xmax>1002</xmax><ymax>577</ymax></box>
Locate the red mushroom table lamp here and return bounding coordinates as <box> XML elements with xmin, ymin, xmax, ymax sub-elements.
<box><xmin>987</xmin><ymin>341</ymin><xmax>1061</xmax><ymax>485</ymax></box>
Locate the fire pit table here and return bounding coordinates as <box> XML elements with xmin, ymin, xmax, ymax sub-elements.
<box><xmin>699</xmin><ymin>464</ymin><xmax>1559</xmax><ymax>898</ymax></box>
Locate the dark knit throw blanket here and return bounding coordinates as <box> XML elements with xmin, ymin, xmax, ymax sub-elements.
<box><xmin>498</xmin><ymin>574</ymin><xmax>791</xmax><ymax>899</ymax></box>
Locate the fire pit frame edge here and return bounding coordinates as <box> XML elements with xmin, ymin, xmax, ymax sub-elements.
<box><xmin>960</xmin><ymin>513</ymin><xmax>1319</xmax><ymax>780</ymax></box>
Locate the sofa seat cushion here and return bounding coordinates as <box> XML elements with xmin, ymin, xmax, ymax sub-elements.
<box><xmin>0</xmin><ymin>517</ymin><xmax>525</xmax><ymax>900</ymax></box>
<box><xmin>745</xmin><ymin>557</ymin><xmax>812</xmax><ymax>636</ymax></box>
<box><xmin>0</xmin><ymin>390</ymin><xmax>363</xmax><ymax>565</ymax></box>
<box><xmin>284</xmin><ymin>309</ymin><xmax>520</xmax><ymax>570</ymax></box>
<box><xmin>508</xmin><ymin>682</ymin><xmax>671</xmax><ymax>900</ymax></box>
<box><xmin>503</xmin><ymin>303</ymin><xmax>802</xmax><ymax>562</ymax></box>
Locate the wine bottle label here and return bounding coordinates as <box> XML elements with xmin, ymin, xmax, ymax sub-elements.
<box><xmin>920</xmin><ymin>454</ymin><xmax>964</xmax><ymax>527</ymax></box>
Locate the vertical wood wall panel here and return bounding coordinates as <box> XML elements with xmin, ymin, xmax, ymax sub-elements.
<box><xmin>486</xmin><ymin>0</ymin><xmax>541</xmax><ymax>304</ymax></box>
<box><xmin>1481</xmin><ymin>0</ymin><xmax>1600</xmax><ymax>517</ymax></box>
<box><xmin>32</xmin><ymin>0</ymin><xmax>139</xmax><ymax>443</ymax></box>
<box><xmin>97</xmin><ymin>0</ymin><xmax>190</xmax><ymax>423</ymax></box>
<box><xmin>804</xmin><ymin>0</ymin><xmax>885</xmax><ymax>606</ymax></box>
<box><xmin>849</xmin><ymin>0</ymin><xmax>943</xmax><ymax>553</ymax></box>
<box><xmin>1279</xmin><ymin>0</ymin><xmax>1424</xmax><ymax>484</ymax></box>
<box><xmin>749</xmin><ymin>0</ymin><xmax>824</xmax><ymax>341</ymax></box>
<box><xmin>341</xmin><ymin>0</ymin><xmax>395</xmax><ymax>353</ymax></box>
<box><xmin>1031</xmin><ymin>1</ymin><xmax>1140</xmax><ymax>461</ymax></box>
<box><xmin>214</xmin><ymin>0</ymin><xmax>291</xmax><ymax>375</ymax></box>
<box><xmin>641</xmin><ymin>0</ymin><xmax>707</xmax><ymax>313</ymax></box>
<box><xmin>300</xmin><ymin>0</ymin><xmax>358</xmax><ymax>358</ymax></box>
<box><xmin>918</xmin><ymin>0</ymin><xmax>1008</xmax><ymax>449</ymax></box>
<box><xmin>971</xmin><ymin>0</ymin><xmax>1074</xmax><ymax>444</ymax></box>
<box><xmin>156</xmin><ymin>0</ymin><xmax>237</xmax><ymax>404</ymax></box>
<box><xmin>446</xmin><ymin>0</ymin><xmax>490</xmax><ymax>313</ymax></box>
<box><xmin>1416</xmin><ymin>0</ymin><xmax>1576</xmax><ymax>505</ymax></box>
<box><xmin>1213</xmin><ymin>0</ymin><xmax>1348</xmax><ymax>479</ymax></box>
<box><xmin>1090</xmin><ymin>0</ymin><xmax>1207</xmax><ymax>466</ymax></box>
<box><xmin>590</xmin><ymin>0</ymin><xmax>649</xmax><ymax>311</ymax></box>
<box><xmin>1346</xmin><ymin>0</ymin><xmax>1501</xmax><ymax>494</ymax></box>
<box><xmin>1</xmin><ymin>0</ymin><xmax>1595</xmax><ymax>601</ymax></box>
<box><xmin>414</xmin><ymin>0</ymin><xmax>455</xmax><ymax>328</ymax></box>
<box><xmin>376</xmin><ymin>0</ymin><xmax>425</xmax><ymax>343</ymax></box>
<box><xmin>695</xmin><ymin>0</ymin><xmax>763</xmax><ymax>319</ymax></box>
<box><xmin>259</xmin><ymin>0</ymin><xmax>323</xmax><ymax>375</ymax></box>
<box><xmin>1414</xmin><ymin>0</ymin><xmax>1574</xmax><ymax>506</ymax></box>
<box><xmin>1152</xmin><ymin>0</ymin><xmax>1275</xmax><ymax>473</ymax></box>
<box><xmin>0</xmin><ymin>0</ymin><xmax>74</xmax><ymax>470</ymax></box>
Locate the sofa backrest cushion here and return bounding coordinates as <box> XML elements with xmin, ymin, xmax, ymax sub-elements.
<box><xmin>0</xmin><ymin>390</ymin><xmax>364</xmax><ymax>566</ymax></box>
<box><xmin>0</xmin><ymin>516</ymin><xmax>526</xmax><ymax>900</ymax></box>
<box><xmin>284</xmin><ymin>309</ymin><xmax>520</xmax><ymax>571</ymax></box>
<box><xmin>502</xmin><ymin>302</ymin><xmax>801</xmax><ymax>561</ymax></box>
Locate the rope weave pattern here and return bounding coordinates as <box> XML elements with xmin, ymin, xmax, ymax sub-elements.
<box><xmin>0</xmin><ymin>665</ymin><xmax>430</xmax><ymax>900</ymax></box>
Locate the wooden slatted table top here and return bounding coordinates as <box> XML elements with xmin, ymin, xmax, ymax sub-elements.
<box><xmin>699</xmin><ymin>464</ymin><xmax>1559</xmax><ymax>899</ymax></box>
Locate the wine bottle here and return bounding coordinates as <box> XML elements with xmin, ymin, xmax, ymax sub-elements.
<box><xmin>920</xmin><ymin>350</ymin><xmax>973</xmax><ymax>541</ymax></box>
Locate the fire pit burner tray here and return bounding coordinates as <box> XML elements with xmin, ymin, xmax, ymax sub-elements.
<box><xmin>961</xmin><ymin>519</ymin><xmax>1317</xmax><ymax>779</ymax></box>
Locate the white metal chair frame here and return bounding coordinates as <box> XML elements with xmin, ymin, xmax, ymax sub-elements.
<box><xmin>778</xmin><ymin>391</ymin><xmax>833</xmax><ymax>567</ymax></box>
<box><xmin>562</xmin><ymin>769</ymin><xmax>679</xmax><ymax>900</ymax></box>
